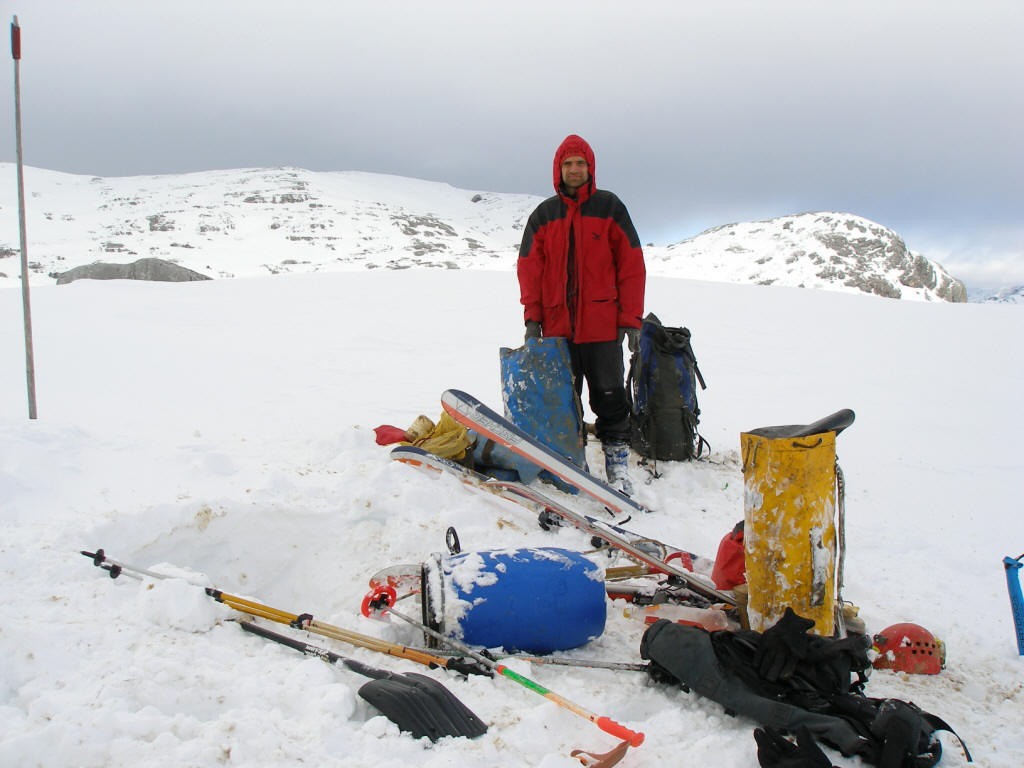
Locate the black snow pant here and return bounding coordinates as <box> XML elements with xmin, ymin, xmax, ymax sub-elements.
<box><xmin>568</xmin><ymin>339</ymin><xmax>630</xmax><ymax>444</ymax></box>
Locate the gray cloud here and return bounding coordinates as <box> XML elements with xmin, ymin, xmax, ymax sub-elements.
<box><xmin>3</xmin><ymin>0</ymin><xmax>1022</xmax><ymax>288</ymax></box>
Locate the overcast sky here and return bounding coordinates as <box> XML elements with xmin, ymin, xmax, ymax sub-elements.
<box><xmin>3</xmin><ymin>0</ymin><xmax>1022</xmax><ymax>289</ymax></box>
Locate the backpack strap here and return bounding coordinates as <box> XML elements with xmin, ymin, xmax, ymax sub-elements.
<box><xmin>626</xmin><ymin>350</ymin><xmax>662</xmax><ymax>480</ymax></box>
<box><xmin>920</xmin><ymin>711</ymin><xmax>972</xmax><ymax>764</ymax></box>
<box><xmin>830</xmin><ymin>695</ymin><xmax>972</xmax><ymax>768</ymax></box>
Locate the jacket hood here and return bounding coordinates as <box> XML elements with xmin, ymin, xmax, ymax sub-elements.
<box><xmin>552</xmin><ymin>134</ymin><xmax>595</xmax><ymax>197</ymax></box>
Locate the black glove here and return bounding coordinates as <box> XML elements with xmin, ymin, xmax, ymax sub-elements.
<box><xmin>754</xmin><ymin>607</ymin><xmax>816</xmax><ymax>682</ymax></box>
<box><xmin>619</xmin><ymin>326</ymin><xmax>640</xmax><ymax>353</ymax></box>
<box><xmin>754</xmin><ymin>726</ymin><xmax>834</xmax><ymax>768</ymax></box>
<box><xmin>524</xmin><ymin>320</ymin><xmax>541</xmax><ymax>342</ymax></box>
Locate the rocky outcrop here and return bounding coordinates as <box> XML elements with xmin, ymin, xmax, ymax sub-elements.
<box><xmin>658</xmin><ymin>212</ymin><xmax>967</xmax><ymax>302</ymax></box>
<box><xmin>55</xmin><ymin>257</ymin><xmax>211</xmax><ymax>285</ymax></box>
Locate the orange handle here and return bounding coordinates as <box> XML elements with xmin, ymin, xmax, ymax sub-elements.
<box><xmin>595</xmin><ymin>716</ymin><xmax>644</xmax><ymax>747</ymax></box>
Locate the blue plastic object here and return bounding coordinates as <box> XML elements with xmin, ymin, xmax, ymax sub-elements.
<box><xmin>1004</xmin><ymin>555</ymin><xmax>1024</xmax><ymax>655</ymax></box>
<box><xmin>500</xmin><ymin>337</ymin><xmax>586</xmax><ymax>491</ymax></box>
<box><xmin>440</xmin><ymin>547</ymin><xmax>605</xmax><ymax>653</ymax></box>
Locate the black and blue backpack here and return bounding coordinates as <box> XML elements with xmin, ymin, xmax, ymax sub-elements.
<box><xmin>628</xmin><ymin>312</ymin><xmax>708</xmax><ymax>462</ymax></box>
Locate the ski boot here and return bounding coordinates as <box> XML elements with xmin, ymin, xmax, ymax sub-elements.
<box><xmin>602</xmin><ymin>441</ymin><xmax>634</xmax><ymax>497</ymax></box>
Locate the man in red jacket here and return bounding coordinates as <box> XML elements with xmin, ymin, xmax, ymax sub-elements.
<box><xmin>517</xmin><ymin>134</ymin><xmax>646</xmax><ymax>495</ymax></box>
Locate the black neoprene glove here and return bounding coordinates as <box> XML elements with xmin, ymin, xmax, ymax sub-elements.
<box><xmin>754</xmin><ymin>726</ymin><xmax>835</xmax><ymax>768</ymax></box>
<box><xmin>619</xmin><ymin>327</ymin><xmax>640</xmax><ymax>353</ymax></box>
<box><xmin>754</xmin><ymin>607</ymin><xmax>816</xmax><ymax>681</ymax></box>
<box><xmin>524</xmin><ymin>320</ymin><xmax>541</xmax><ymax>343</ymax></box>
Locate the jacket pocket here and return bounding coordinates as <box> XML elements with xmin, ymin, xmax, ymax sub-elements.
<box><xmin>585</xmin><ymin>295</ymin><xmax>619</xmax><ymax>333</ymax></box>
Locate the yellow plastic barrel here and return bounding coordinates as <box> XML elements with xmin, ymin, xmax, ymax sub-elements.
<box><xmin>741</xmin><ymin>429</ymin><xmax>837</xmax><ymax>636</ymax></box>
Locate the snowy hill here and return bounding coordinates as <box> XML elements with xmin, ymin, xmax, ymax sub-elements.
<box><xmin>975</xmin><ymin>284</ymin><xmax>1024</xmax><ymax>304</ymax></box>
<box><xmin>0</xmin><ymin>165</ymin><xmax>966</xmax><ymax>302</ymax></box>
<box><xmin>0</xmin><ymin>165</ymin><xmax>537</xmax><ymax>282</ymax></box>
<box><xmin>654</xmin><ymin>212</ymin><xmax>967</xmax><ymax>303</ymax></box>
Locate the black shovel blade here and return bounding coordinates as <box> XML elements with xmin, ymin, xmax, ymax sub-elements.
<box><xmin>358</xmin><ymin>672</ymin><xmax>488</xmax><ymax>742</ymax></box>
<box><xmin>235</xmin><ymin>620</ymin><xmax>487</xmax><ymax>742</ymax></box>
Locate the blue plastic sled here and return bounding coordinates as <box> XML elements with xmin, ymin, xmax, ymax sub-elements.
<box><xmin>499</xmin><ymin>337</ymin><xmax>585</xmax><ymax>492</ymax></box>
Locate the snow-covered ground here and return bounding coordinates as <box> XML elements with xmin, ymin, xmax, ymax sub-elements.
<box><xmin>1</xmin><ymin>269</ymin><xmax>1021</xmax><ymax>767</ymax></box>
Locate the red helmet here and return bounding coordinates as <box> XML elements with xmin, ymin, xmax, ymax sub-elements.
<box><xmin>872</xmin><ymin>623</ymin><xmax>944</xmax><ymax>675</ymax></box>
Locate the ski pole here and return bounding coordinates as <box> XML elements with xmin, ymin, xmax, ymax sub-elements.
<box><xmin>81</xmin><ymin>549</ymin><xmax>488</xmax><ymax>676</ymax></box>
<box><xmin>11</xmin><ymin>15</ymin><xmax>38</xmax><ymax>420</ymax></box>
<box><xmin>505</xmin><ymin>655</ymin><xmax>647</xmax><ymax>673</ymax></box>
<box><xmin>1004</xmin><ymin>554</ymin><xmax>1024</xmax><ymax>655</ymax></box>
<box><xmin>363</xmin><ymin>585</ymin><xmax>645</xmax><ymax>747</ymax></box>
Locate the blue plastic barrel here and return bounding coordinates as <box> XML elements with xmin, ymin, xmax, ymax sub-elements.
<box><xmin>437</xmin><ymin>547</ymin><xmax>605</xmax><ymax>653</ymax></box>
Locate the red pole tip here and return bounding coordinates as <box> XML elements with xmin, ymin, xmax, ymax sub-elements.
<box><xmin>11</xmin><ymin>22</ymin><xmax>20</xmax><ymax>60</ymax></box>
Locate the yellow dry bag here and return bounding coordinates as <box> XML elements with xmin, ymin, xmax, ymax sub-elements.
<box><xmin>740</xmin><ymin>410</ymin><xmax>854</xmax><ymax>637</ymax></box>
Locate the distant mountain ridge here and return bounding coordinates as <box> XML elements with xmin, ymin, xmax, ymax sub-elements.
<box><xmin>975</xmin><ymin>284</ymin><xmax>1024</xmax><ymax>304</ymax></box>
<box><xmin>655</xmin><ymin>212</ymin><xmax>967</xmax><ymax>302</ymax></box>
<box><xmin>0</xmin><ymin>164</ymin><xmax>966</xmax><ymax>302</ymax></box>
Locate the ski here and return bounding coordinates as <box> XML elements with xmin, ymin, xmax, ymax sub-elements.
<box><xmin>390</xmin><ymin>443</ymin><xmax>557</xmax><ymax>519</ymax></box>
<box><xmin>440</xmin><ymin>388</ymin><xmax>650</xmax><ymax>517</ymax></box>
<box><xmin>390</xmin><ymin>445</ymin><xmax>733</xmax><ymax>606</ymax></box>
<box><xmin>487</xmin><ymin>476</ymin><xmax>733</xmax><ymax>606</ymax></box>
<box><xmin>390</xmin><ymin>444</ymin><xmax>700</xmax><ymax>568</ymax></box>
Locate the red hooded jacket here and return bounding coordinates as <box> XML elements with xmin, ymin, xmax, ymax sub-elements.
<box><xmin>517</xmin><ymin>135</ymin><xmax>645</xmax><ymax>343</ymax></box>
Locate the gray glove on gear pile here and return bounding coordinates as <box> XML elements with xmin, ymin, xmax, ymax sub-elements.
<box><xmin>620</xmin><ymin>327</ymin><xmax>640</xmax><ymax>353</ymax></box>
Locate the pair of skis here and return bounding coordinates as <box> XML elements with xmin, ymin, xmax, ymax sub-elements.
<box><xmin>440</xmin><ymin>389</ymin><xmax>649</xmax><ymax>518</ymax></box>
<box><xmin>392</xmin><ymin>389</ymin><xmax>733</xmax><ymax>606</ymax></box>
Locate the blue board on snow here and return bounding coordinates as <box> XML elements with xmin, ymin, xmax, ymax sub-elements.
<box><xmin>500</xmin><ymin>337</ymin><xmax>585</xmax><ymax>492</ymax></box>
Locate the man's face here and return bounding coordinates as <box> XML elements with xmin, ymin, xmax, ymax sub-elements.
<box><xmin>561</xmin><ymin>155</ymin><xmax>589</xmax><ymax>192</ymax></box>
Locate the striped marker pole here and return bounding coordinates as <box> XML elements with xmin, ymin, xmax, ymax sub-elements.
<box><xmin>364</xmin><ymin>585</ymin><xmax>644</xmax><ymax>747</ymax></box>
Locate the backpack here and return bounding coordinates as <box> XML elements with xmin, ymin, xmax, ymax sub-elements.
<box><xmin>628</xmin><ymin>313</ymin><xmax>708</xmax><ymax>462</ymax></box>
<box><xmin>640</xmin><ymin>617</ymin><xmax>972</xmax><ymax>768</ymax></box>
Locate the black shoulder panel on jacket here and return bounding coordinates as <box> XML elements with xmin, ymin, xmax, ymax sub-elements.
<box><xmin>582</xmin><ymin>190</ymin><xmax>642</xmax><ymax>248</ymax></box>
<box><xmin>519</xmin><ymin>195</ymin><xmax>566</xmax><ymax>260</ymax></box>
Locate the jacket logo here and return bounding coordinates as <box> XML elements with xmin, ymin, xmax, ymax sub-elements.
<box><xmin>591</xmin><ymin>232</ymin><xmax>601</xmax><ymax>241</ymax></box>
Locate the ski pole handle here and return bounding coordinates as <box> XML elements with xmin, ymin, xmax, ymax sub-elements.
<box><xmin>378</xmin><ymin>599</ymin><xmax>646</xmax><ymax>747</ymax></box>
<box><xmin>595</xmin><ymin>716</ymin><xmax>645</xmax><ymax>747</ymax></box>
<box><xmin>493</xmin><ymin>664</ymin><xmax>644</xmax><ymax>747</ymax></box>
<box><xmin>11</xmin><ymin>16</ymin><xmax>20</xmax><ymax>60</ymax></box>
